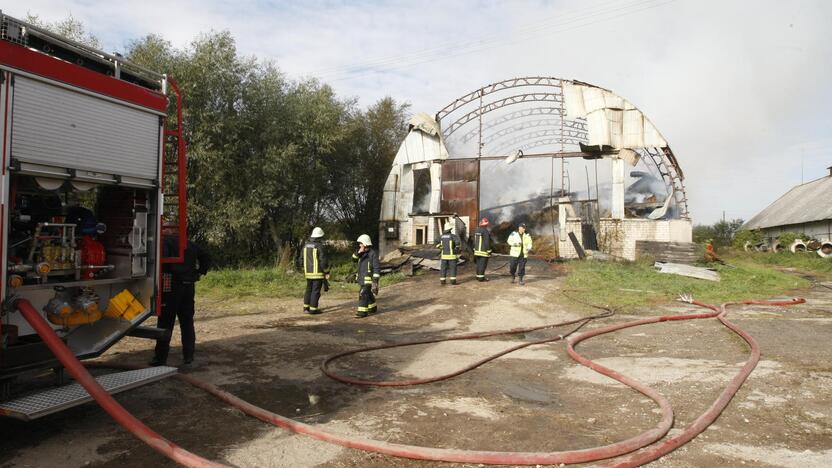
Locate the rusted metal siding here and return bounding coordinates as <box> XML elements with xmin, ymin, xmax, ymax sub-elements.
<box><xmin>440</xmin><ymin>160</ymin><xmax>479</xmax><ymax>229</ymax></box>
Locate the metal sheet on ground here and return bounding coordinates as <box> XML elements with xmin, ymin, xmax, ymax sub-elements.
<box><xmin>654</xmin><ymin>262</ymin><xmax>720</xmax><ymax>281</ymax></box>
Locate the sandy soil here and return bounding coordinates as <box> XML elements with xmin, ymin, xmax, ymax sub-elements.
<box><xmin>1</xmin><ymin>261</ymin><xmax>830</xmax><ymax>468</ymax></box>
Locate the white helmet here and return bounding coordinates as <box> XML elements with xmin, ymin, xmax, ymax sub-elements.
<box><xmin>443</xmin><ymin>222</ymin><xmax>453</xmax><ymax>232</ymax></box>
<box><xmin>357</xmin><ymin>234</ymin><xmax>372</xmax><ymax>246</ymax></box>
<box><xmin>311</xmin><ymin>227</ymin><xmax>324</xmax><ymax>238</ymax></box>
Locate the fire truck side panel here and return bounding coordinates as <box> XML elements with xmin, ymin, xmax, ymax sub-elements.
<box><xmin>11</xmin><ymin>75</ymin><xmax>162</xmax><ymax>181</ymax></box>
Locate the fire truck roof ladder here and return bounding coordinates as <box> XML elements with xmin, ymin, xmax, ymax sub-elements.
<box><xmin>0</xmin><ymin>10</ymin><xmax>166</xmax><ymax>92</ymax></box>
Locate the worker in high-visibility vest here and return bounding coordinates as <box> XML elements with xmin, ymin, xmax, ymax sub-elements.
<box><xmin>472</xmin><ymin>217</ymin><xmax>494</xmax><ymax>282</ymax></box>
<box><xmin>507</xmin><ymin>222</ymin><xmax>533</xmax><ymax>285</ymax></box>
<box><xmin>353</xmin><ymin>234</ymin><xmax>380</xmax><ymax>318</ymax></box>
<box><xmin>302</xmin><ymin>227</ymin><xmax>329</xmax><ymax>314</ymax></box>
<box><xmin>436</xmin><ymin>221</ymin><xmax>461</xmax><ymax>285</ymax></box>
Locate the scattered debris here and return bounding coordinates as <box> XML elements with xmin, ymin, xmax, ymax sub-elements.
<box><xmin>654</xmin><ymin>262</ymin><xmax>720</xmax><ymax>282</ymax></box>
<box><xmin>568</xmin><ymin>232</ymin><xmax>586</xmax><ymax>260</ymax></box>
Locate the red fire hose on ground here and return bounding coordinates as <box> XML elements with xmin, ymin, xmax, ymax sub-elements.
<box><xmin>13</xmin><ymin>298</ymin><xmax>226</xmax><ymax>468</ymax></box>
<box><xmin>17</xmin><ymin>295</ymin><xmax>805</xmax><ymax>467</ymax></box>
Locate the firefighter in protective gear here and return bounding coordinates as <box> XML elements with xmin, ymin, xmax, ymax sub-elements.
<box><xmin>472</xmin><ymin>217</ymin><xmax>494</xmax><ymax>281</ymax></box>
<box><xmin>303</xmin><ymin>227</ymin><xmax>329</xmax><ymax>314</ymax></box>
<box><xmin>436</xmin><ymin>221</ymin><xmax>461</xmax><ymax>285</ymax></box>
<box><xmin>507</xmin><ymin>222</ymin><xmax>533</xmax><ymax>285</ymax></box>
<box><xmin>353</xmin><ymin>234</ymin><xmax>380</xmax><ymax>318</ymax></box>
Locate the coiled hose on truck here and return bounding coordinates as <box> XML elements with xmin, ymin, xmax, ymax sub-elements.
<box><xmin>17</xmin><ymin>295</ymin><xmax>805</xmax><ymax>467</ymax></box>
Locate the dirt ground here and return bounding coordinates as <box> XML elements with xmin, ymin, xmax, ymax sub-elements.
<box><xmin>1</xmin><ymin>260</ymin><xmax>831</xmax><ymax>468</ymax></box>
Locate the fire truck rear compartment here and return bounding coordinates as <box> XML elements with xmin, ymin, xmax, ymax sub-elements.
<box><xmin>2</xmin><ymin>175</ymin><xmax>158</xmax><ymax>376</ymax></box>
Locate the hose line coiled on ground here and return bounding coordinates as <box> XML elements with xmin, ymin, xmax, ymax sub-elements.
<box><xmin>25</xmin><ymin>294</ymin><xmax>805</xmax><ymax>466</ymax></box>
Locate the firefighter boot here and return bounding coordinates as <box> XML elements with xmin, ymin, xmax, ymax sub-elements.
<box><xmin>519</xmin><ymin>277</ymin><xmax>526</xmax><ymax>286</ymax></box>
<box><xmin>511</xmin><ymin>276</ymin><xmax>516</xmax><ymax>284</ymax></box>
<box><xmin>451</xmin><ymin>279</ymin><xmax>457</xmax><ymax>285</ymax></box>
<box><xmin>148</xmin><ymin>356</ymin><xmax>167</xmax><ymax>367</ymax></box>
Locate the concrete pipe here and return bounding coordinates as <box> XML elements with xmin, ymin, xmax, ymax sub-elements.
<box><xmin>743</xmin><ymin>241</ymin><xmax>754</xmax><ymax>252</ymax></box>
<box><xmin>771</xmin><ymin>241</ymin><xmax>784</xmax><ymax>253</ymax></box>
<box><xmin>754</xmin><ymin>242</ymin><xmax>769</xmax><ymax>252</ymax></box>
<box><xmin>818</xmin><ymin>242</ymin><xmax>832</xmax><ymax>258</ymax></box>
<box><xmin>790</xmin><ymin>239</ymin><xmax>807</xmax><ymax>253</ymax></box>
<box><xmin>806</xmin><ymin>240</ymin><xmax>822</xmax><ymax>251</ymax></box>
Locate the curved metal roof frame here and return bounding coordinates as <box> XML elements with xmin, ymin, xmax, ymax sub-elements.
<box><xmin>477</xmin><ymin>119</ymin><xmax>588</xmax><ymax>145</ymax></box>
<box><xmin>460</xmin><ymin>108</ymin><xmax>582</xmax><ymax>143</ymax></box>
<box><xmin>490</xmin><ymin>129</ymin><xmax>587</xmax><ymax>154</ymax></box>
<box><xmin>436</xmin><ymin>76</ymin><xmax>564</xmax><ymax>119</ymax></box>
<box><xmin>435</xmin><ymin>76</ymin><xmax>688</xmax><ymax>218</ymax></box>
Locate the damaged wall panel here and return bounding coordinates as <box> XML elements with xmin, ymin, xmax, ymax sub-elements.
<box><xmin>440</xmin><ymin>160</ymin><xmax>479</xmax><ymax>227</ymax></box>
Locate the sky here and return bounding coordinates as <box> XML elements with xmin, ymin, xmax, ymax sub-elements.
<box><xmin>11</xmin><ymin>0</ymin><xmax>832</xmax><ymax>224</ymax></box>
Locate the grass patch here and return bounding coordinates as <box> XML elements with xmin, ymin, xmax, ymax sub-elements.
<box><xmin>197</xmin><ymin>254</ymin><xmax>407</xmax><ymax>300</ymax></box>
<box><xmin>564</xmin><ymin>257</ymin><xmax>809</xmax><ymax>312</ymax></box>
<box><xmin>724</xmin><ymin>250</ymin><xmax>832</xmax><ymax>280</ymax></box>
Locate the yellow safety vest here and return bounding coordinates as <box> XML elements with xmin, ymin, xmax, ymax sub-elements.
<box><xmin>508</xmin><ymin>232</ymin><xmax>532</xmax><ymax>258</ymax></box>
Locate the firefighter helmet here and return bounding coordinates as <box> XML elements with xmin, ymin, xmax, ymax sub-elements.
<box><xmin>357</xmin><ymin>234</ymin><xmax>372</xmax><ymax>246</ymax></box>
<box><xmin>479</xmin><ymin>217</ymin><xmax>490</xmax><ymax>227</ymax></box>
<box><xmin>311</xmin><ymin>227</ymin><xmax>325</xmax><ymax>238</ymax></box>
<box><xmin>443</xmin><ymin>222</ymin><xmax>453</xmax><ymax>232</ymax></box>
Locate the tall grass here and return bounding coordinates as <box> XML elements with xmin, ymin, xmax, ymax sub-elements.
<box><xmin>728</xmin><ymin>250</ymin><xmax>832</xmax><ymax>280</ymax></box>
<box><xmin>564</xmin><ymin>257</ymin><xmax>808</xmax><ymax>312</ymax></box>
<box><xmin>197</xmin><ymin>252</ymin><xmax>406</xmax><ymax>300</ymax></box>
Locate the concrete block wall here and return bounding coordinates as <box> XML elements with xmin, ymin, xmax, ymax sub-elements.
<box><xmin>599</xmin><ymin>218</ymin><xmax>693</xmax><ymax>260</ymax></box>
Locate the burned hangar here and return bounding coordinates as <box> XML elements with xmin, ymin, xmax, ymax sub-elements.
<box><xmin>378</xmin><ymin>77</ymin><xmax>693</xmax><ymax>260</ymax></box>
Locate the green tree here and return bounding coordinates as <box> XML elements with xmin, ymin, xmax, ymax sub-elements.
<box><xmin>330</xmin><ymin>98</ymin><xmax>410</xmax><ymax>243</ymax></box>
<box><xmin>25</xmin><ymin>14</ymin><xmax>101</xmax><ymax>48</ymax></box>
<box><xmin>37</xmin><ymin>17</ymin><xmax>411</xmax><ymax>266</ymax></box>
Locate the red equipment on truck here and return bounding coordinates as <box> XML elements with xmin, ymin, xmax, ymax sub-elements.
<box><xmin>0</xmin><ymin>11</ymin><xmax>188</xmax><ymax>419</ymax></box>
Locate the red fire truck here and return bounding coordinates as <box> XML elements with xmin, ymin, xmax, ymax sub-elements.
<box><xmin>0</xmin><ymin>11</ymin><xmax>187</xmax><ymax>420</ymax></box>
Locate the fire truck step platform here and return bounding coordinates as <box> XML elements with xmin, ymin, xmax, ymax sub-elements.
<box><xmin>0</xmin><ymin>366</ymin><xmax>177</xmax><ymax>421</ymax></box>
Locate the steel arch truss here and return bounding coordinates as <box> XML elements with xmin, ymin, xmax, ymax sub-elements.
<box><xmin>460</xmin><ymin>108</ymin><xmax>588</xmax><ymax>144</ymax></box>
<box><xmin>639</xmin><ymin>147</ymin><xmax>689</xmax><ymax>218</ymax></box>
<box><xmin>436</xmin><ymin>76</ymin><xmax>563</xmax><ymax>120</ymax></box>
<box><xmin>435</xmin><ymin>76</ymin><xmax>689</xmax><ymax>218</ymax></box>
<box><xmin>490</xmin><ymin>129</ymin><xmax>586</xmax><ymax>154</ymax></box>
<box><xmin>442</xmin><ymin>93</ymin><xmax>568</xmax><ymax>138</ymax></box>
<box><xmin>475</xmin><ymin>119</ymin><xmax>588</xmax><ymax>145</ymax></box>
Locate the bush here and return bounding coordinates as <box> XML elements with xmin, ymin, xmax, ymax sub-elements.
<box><xmin>777</xmin><ymin>232</ymin><xmax>804</xmax><ymax>249</ymax></box>
<box><xmin>733</xmin><ymin>229</ymin><xmax>763</xmax><ymax>249</ymax></box>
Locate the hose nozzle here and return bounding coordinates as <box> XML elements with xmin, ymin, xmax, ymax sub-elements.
<box><xmin>678</xmin><ymin>293</ymin><xmax>694</xmax><ymax>304</ymax></box>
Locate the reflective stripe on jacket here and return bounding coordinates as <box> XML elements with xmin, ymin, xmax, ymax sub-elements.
<box><xmin>352</xmin><ymin>248</ymin><xmax>380</xmax><ymax>285</ymax></box>
<box><xmin>508</xmin><ymin>231</ymin><xmax>533</xmax><ymax>258</ymax></box>
<box><xmin>473</xmin><ymin>227</ymin><xmax>493</xmax><ymax>257</ymax></box>
<box><xmin>303</xmin><ymin>240</ymin><xmax>329</xmax><ymax>279</ymax></box>
<box><xmin>436</xmin><ymin>233</ymin><xmax>461</xmax><ymax>260</ymax></box>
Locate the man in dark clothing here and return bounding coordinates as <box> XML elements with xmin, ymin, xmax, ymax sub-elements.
<box><xmin>436</xmin><ymin>221</ymin><xmax>461</xmax><ymax>285</ymax></box>
<box><xmin>352</xmin><ymin>234</ymin><xmax>380</xmax><ymax>318</ymax></box>
<box><xmin>150</xmin><ymin>224</ymin><xmax>211</xmax><ymax>366</ymax></box>
<box><xmin>472</xmin><ymin>217</ymin><xmax>494</xmax><ymax>282</ymax></box>
<box><xmin>303</xmin><ymin>227</ymin><xmax>330</xmax><ymax>314</ymax></box>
